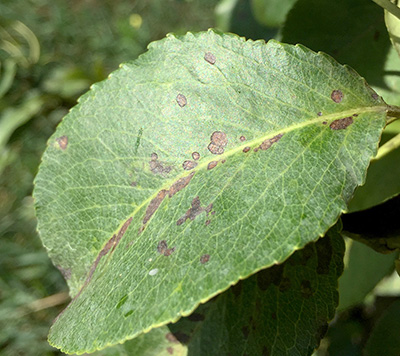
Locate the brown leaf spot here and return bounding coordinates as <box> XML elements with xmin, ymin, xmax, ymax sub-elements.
<box><xmin>372</xmin><ymin>92</ymin><xmax>379</xmax><ymax>100</ymax></box>
<box><xmin>168</xmin><ymin>172</ymin><xmax>195</xmax><ymax>198</ymax></box>
<box><xmin>243</xmin><ymin>146</ymin><xmax>251</xmax><ymax>153</ymax></box>
<box><xmin>177</xmin><ymin>196</ymin><xmax>210</xmax><ymax>225</ymax></box>
<box><xmin>240</xmin><ymin>135</ymin><xmax>246</xmax><ymax>141</ymax></box>
<box><xmin>207</xmin><ymin>161</ymin><xmax>218</xmax><ymax>170</ymax></box>
<box><xmin>353</xmin><ymin>113</ymin><xmax>358</xmax><ymax>117</ymax></box>
<box><xmin>56</xmin><ymin>136</ymin><xmax>68</xmax><ymax>150</ymax></box>
<box><xmin>187</xmin><ymin>313</ymin><xmax>205</xmax><ymax>322</ymax></box>
<box><xmin>176</xmin><ymin>93</ymin><xmax>187</xmax><ymax>107</ymax></box>
<box><xmin>167</xmin><ymin>347</ymin><xmax>174</xmax><ymax>355</ymax></box>
<box><xmin>331</xmin><ymin>89</ymin><xmax>343</xmax><ymax>103</ymax></box>
<box><xmin>207</xmin><ymin>142</ymin><xmax>224</xmax><ymax>155</ymax></box>
<box><xmin>200</xmin><ymin>254</ymin><xmax>210</xmax><ymax>264</ymax></box>
<box><xmin>182</xmin><ymin>160</ymin><xmax>197</xmax><ymax>171</ymax></box>
<box><xmin>166</xmin><ymin>332</ymin><xmax>179</xmax><ymax>343</ymax></box>
<box><xmin>151</xmin><ymin>152</ymin><xmax>158</xmax><ymax>161</ymax></box>
<box><xmin>143</xmin><ymin>190</ymin><xmax>167</xmax><ymax>224</ymax></box>
<box><xmin>317</xmin><ymin>112</ymin><xmax>322</xmax><ymax>116</ymax></box>
<box><xmin>205</xmin><ymin>219</ymin><xmax>211</xmax><ymax>226</ymax></box>
<box><xmin>163</xmin><ymin>247</ymin><xmax>176</xmax><ymax>256</ymax></box>
<box><xmin>192</xmin><ymin>152</ymin><xmax>200</xmax><ymax>160</ymax></box>
<box><xmin>221</xmin><ymin>159</ymin><xmax>226</xmax><ymax>164</ymax></box>
<box><xmin>322</xmin><ymin>121</ymin><xmax>327</xmax><ymax>125</ymax></box>
<box><xmin>204</xmin><ymin>52</ymin><xmax>216</xmax><ymax>64</ymax></box>
<box><xmin>330</xmin><ymin>116</ymin><xmax>353</xmax><ymax>130</ymax></box>
<box><xmin>257</xmin><ymin>133</ymin><xmax>283</xmax><ymax>151</ymax></box>
<box><xmin>301</xmin><ymin>280</ymin><xmax>313</xmax><ymax>298</ymax></box>
<box><xmin>157</xmin><ymin>240</ymin><xmax>168</xmax><ymax>254</ymax></box>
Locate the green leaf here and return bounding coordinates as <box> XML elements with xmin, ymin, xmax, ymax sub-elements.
<box><xmin>169</xmin><ymin>225</ymin><xmax>344</xmax><ymax>356</ymax></box>
<box><xmin>282</xmin><ymin>0</ymin><xmax>400</xmax><ymax>106</ymax></box>
<box><xmin>251</xmin><ymin>0</ymin><xmax>298</xmax><ymax>27</ymax></box>
<box><xmin>33</xmin><ymin>30</ymin><xmax>387</xmax><ymax>354</ymax></box>
<box><xmin>364</xmin><ymin>299</ymin><xmax>400</xmax><ymax>356</ymax></box>
<box><xmin>91</xmin><ymin>326</ymin><xmax>187</xmax><ymax>356</ymax></box>
<box><xmin>338</xmin><ymin>239</ymin><xmax>396</xmax><ymax>311</ymax></box>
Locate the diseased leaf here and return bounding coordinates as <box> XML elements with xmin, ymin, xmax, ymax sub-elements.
<box><xmin>282</xmin><ymin>0</ymin><xmax>400</xmax><ymax>106</ymax></box>
<box><xmin>33</xmin><ymin>30</ymin><xmax>387</xmax><ymax>354</ymax></box>
<box><xmin>169</xmin><ymin>225</ymin><xmax>344</xmax><ymax>356</ymax></box>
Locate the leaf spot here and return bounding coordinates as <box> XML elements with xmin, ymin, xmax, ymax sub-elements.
<box><xmin>149</xmin><ymin>268</ymin><xmax>159</xmax><ymax>276</ymax></box>
<box><xmin>168</xmin><ymin>172</ymin><xmax>195</xmax><ymax>198</ymax></box>
<box><xmin>177</xmin><ymin>197</ymin><xmax>212</xmax><ymax>225</ymax></box>
<box><xmin>255</xmin><ymin>133</ymin><xmax>283</xmax><ymax>151</ymax></box>
<box><xmin>157</xmin><ymin>240</ymin><xmax>168</xmax><ymax>254</ymax></box>
<box><xmin>205</xmin><ymin>219</ymin><xmax>211</xmax><ymax>226</ymax></box>
<box><xmin>204</xmin><ymin>52</ymin><xmax>216</xmax><ymax>64</ymax></box>
<box><xmin>372</xmin><ymin>92</ymin><xmax>379</xmax><ymax>100</ymax></box>
<box><xmin>116</xmin><ymin>295</ymin><xmax>128</xmax><ymax>309</ymax></box>
<box><xmin>329</xmin><ymin>116</ymin><xmax>353</xmax><ymax>130</ymax></box>
<box><xmin>56</xmin><ymin>136</ymin><xmax>68</xmax><ymax>150</ymax></box>
<box><xmin>143</xmin><ymin>190</ymin><xmax>167</xmax><ymax>225</ymax></box>
<box><xmin>124</xmin><ymin>310</ymin><xmax>134</xmax><ymax>317</ymax></box>
<box><xmin>240</xmin><ymin>135</ymin><xmax>246</xmax><ymax>141</ymax></box>
<box><xmin>331</xmin><ymin>89</ymin><xmax>343</xmax><ymax>103</ymax></box>
<box><xmin>243</xmin><ymin>146</ymin><xmax>251</xmax><ymax>153</ymax></box>
<box><xmin>322</xmin><ymin>121</ymin><xmax>327</xmax><ymax>125</ymax></box>
<box><xmin>207</xmin><ymin>161</ymin><xmax>218</xmax><ymax>170</ymax></box>
<box><xmin>192</xmin><ymin>151</ymin><xmax>200</xmax><ymax>160</ymax></box>
<box><xmin>200</xmin><ymin>254</ymin><xmax>210</xmax><ymax>264</ymax></box>
<box><xmin>182</xmin><ymin>160</ymin><xmax>197</xmax><ymax>170</ymax></box>
<box><xmin>176</xmin><ymin>93</ymin><xmax>187</xmax><ymax>107</ymax></box>
<box><xmin>166</xmin><ymin>333</ymin><xmax>179</xmax><ymax>343</ymax></box>
<box><xmin>167</xmin><ymin>347</ymin><xmax>174</xmax><ymax>355</ymax></box>
<box><xmin>317</xmin><ymin>112</ymin><xmax>322</xmax><ymax>116</ymax></box>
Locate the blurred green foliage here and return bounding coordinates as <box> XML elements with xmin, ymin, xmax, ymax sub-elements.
<box><xmin>1</xmin><ymin>0</ymin><xmax>400</xmax><ymax>355</ymax></box>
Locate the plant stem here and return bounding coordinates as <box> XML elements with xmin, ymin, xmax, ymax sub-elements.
<box><xmin>372</xmin><ymin>0</ymin><xmax>400</xmax><ymax>20</ymax></box>
<box><xmin>386</xmin><ymin>105</ymin><xmax>400</xmax><ymax>124</ymax></box>
<box><xmin>374</xmin><ymin>133</ymin><xmax>400</xmax><ymax>160</ymax></box>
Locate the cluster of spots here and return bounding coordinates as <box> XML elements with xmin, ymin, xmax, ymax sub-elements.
<box><xmin>176</xmin><ymin>196</ymin><xmax>213</xmax><ymax>226</ymax></box>
<box><xmin>176</xmin><ymin>93</ymin><xmax>187</xmax><ymax>107</ymax></box>
<box><xmin>200</xmin><ymin>254</ymin><xmax>210</xmax><ymax>264</ymax></box>
<box><xmin>182</xmin><ymin>159</ymin><xmax>197</xmax><ymax>171</ymax></box>
<box><xmin>149</xmin><ymin>152</ymin><xmax>173</xmax><ymax>175</ymax></box>
<box><xmin>331</xmin><ymin>89</ymin><xmax>343</xmax><ymax>103</ymax></box>
<box><xmin>329</xmin><ymin>116</ymin><xmax>353</xmax><ymax>130</ymax></box>
<box><xmin>56</xmin><ymin>135</ymin><xmax>68</xmax><ymax>150</ymax></box>
<box><xmin>208</xmin><ymin>131</ymin><xmax>228</xmax><ymax>155</ymax></box>
<box><xmin>300</xmin><ymin>280</ymin><xmax>313</xmax><ymax>298</ymax></box>
<box><xmin>140</xmin><ymin>172</ymin><xmax>195</xmax><ymax>233</ymax></box>
<box><xmin>157</xmin><ymin>239</ymin><xmax>176</xmax><ymax>256</ymax></box>
<box><xmin>254</xmin><ymin>133</ymin><xmax>283</xmax><ymax>152</ymax></box>
<box><xmin>204</xmin><ymin>51</ymin><xmax>216</xmax><ymax>65</ymax></box>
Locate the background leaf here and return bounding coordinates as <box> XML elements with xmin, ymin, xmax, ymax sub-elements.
<box><xmin>385</xmin><ymin>0</ymin><xmax>400</xmax><ymax>59</ymax></box>
<box><xmin>33</xmin><ymin>30</ymin><xmax>386</xmax><ymax>353</ymax></box>
<box><xmin>364</xmin><ymin>299</ymin><xmax>400</xmax><ymax>356</ymax></box>
<box><xmin>169</xmin><ymin>224</ymin><xmax>344</xmax><ymax>356</ymax></box>
<box><xmin>251</xmin><ymin>0</ymin><xmax>298</xmax><ymax>28</ymax></box>
<box><xmin>282</xmin><ymin>0</ymin><xmax>400</xmax><ymax>106</ymax></box>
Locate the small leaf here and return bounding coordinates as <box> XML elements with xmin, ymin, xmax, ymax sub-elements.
<box><xmin>169</xmin><ymin>225</ymin><xmax>344</xmax><ymax>356</ymax></box>
<box><xmin>33</xmin><ymin>30</ymin><xmax>387</xmax><ymax>353</ymax></box>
